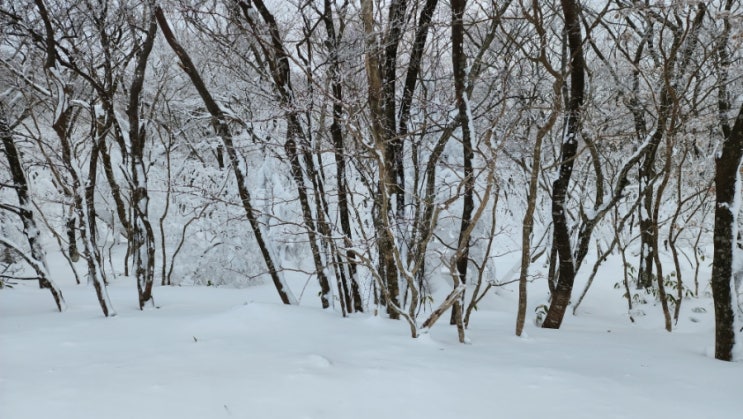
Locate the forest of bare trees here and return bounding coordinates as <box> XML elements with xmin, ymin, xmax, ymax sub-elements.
<box><xmin>1</xmin><ymin>0</ymin><xmax>742</xmax><ymax>361</ymax></box>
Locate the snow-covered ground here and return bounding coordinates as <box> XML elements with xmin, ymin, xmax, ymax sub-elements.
<box><xmin>1</xmin><ymin>257</ymin><xmax>742</xmax><ymax>419</ymax></box>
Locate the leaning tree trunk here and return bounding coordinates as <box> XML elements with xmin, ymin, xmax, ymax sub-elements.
<box><xmin>155</xmin><ymin>7</ymin><xmax>297</xmax><ymax>306</ymax></box>
<box><xmin>0</xmin><ymin>109</ymin><xmax>65</xmax><ymax>311</ymax></box>
<box><xmin>238</xmin><ymin>0</ymin><xmax>332</xmax><ymax>309</ymax></box>
<box><xmin>403</xmin><ymin>0</ymin><xmax>443</xmax><ymax>307</ymax></box>
<box><xmin>636</xmin><ymin>4</ymin><xmax>706</xmax><ymax>291</ymax></box>
<box><xmin>516</xmin><ymin>80</ymin><xmax>561</xmax><ymax>336</ymax></box>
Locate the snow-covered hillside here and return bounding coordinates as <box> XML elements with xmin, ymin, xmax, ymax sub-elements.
<box><xmin>2</xmin><ymin>264</ymin><xmax>741</xmax><ymax>419</ymax></box>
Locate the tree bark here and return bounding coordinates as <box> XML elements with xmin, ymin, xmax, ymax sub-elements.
<box><xmin>711</xmin><ymin>0</ymin><xmax>742</xmax><ymax>361</ymax></box>
<box><xmin>450</xmin><ymin>0</ymin><xmax>474</xmax><ymax>325</ymax></box>
<box><xmin>542</xmin><ymin>0</ymin><xmax>585</xmax><ymax>329</ymax></box>
<box><xmin>711</xmin><ymin>103</ymin><xmax>743</xmax><ymax>361</ymax></box>
<box><xmin>382</xmin><ymin>0</ymin><xmax>408</xmax><ymax>219</ymax></box>
<box><xmin>127</xmin><ymin>14</ymin><xmax>158</xmax><ymax>309</ymax></box>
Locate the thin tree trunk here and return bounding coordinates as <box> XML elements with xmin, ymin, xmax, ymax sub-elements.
<box><xmin>31</xmin><ymin>0</ymin><xmax>114</xmax><ymax>316</ymax></box>
<box><xmin>321</xmin><ymin>0</ymin><xmax>363</xmax><ymax>312</ymax></box>
<box><xmin>397</xmin><ymin>0</ymin><xmax>439</xmax><ymax>140</ymax></box>
<box><xmin>516</xmin><ymin>81</ymin><xmax>560</xmax><ymax>335</ymax></box>
<box><xmin>638</xmin><ymin>143</ymin><xmax>659</xmax><ymax>289</ymax></box>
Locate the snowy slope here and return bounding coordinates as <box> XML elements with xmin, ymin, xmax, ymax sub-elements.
<box><xmin>2</xmin><ymin>273</ymin><xmax>741</xmax><ymax>419</ymax></box>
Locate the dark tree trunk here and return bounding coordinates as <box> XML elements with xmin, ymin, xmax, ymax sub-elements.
<box><xmin>51</xmin><ymin>103</ymin><xmax>82</xmax><ymax>265</ymax></box>
<box><xmin>360</xmin><ymin>0</ymin><xmax>401</xmax><ymax>318</ymax></box>
<box><xmin>711</xmin><ymin>103</ymin><xmax>743</xmax><ymax>361</ymax></box>
<box><xmin>98</xmin><ymin>129</ymin><xmax>130</xmax><ymax>236</ymax></box>
<box><xmin>398</xmin><ymin>0</ymin><xmax>439</xmax><ymax>139</ymax></box>
<box><xmin>398</xmin><ymin>0</ymin><xmax>439</xmax><ymax>308</ymax></box>
<box><xmin>376</xmin><ymin>0</ymin><xmax>408</xmax><ymax>318</ymax></box>
<box><xmin>65</xmin><ymin>215</ymin><xmax>79</xmax><ymax>262</ymax></box>
<box><xmin>542</xmin><ymin>0</ymin><xmax>585</xmax><ymax>329</ymax></box>
<box><xmin>449</xmin><ymin>0</ymin><xmax>473</xmax><ymax>325</ymax></box>
<box><xmin>637</xmin><ymin>146</ymin><xmax>659</xmax><ymax>289</ymax></box>
<box><xmin>382</xmin><ymin>0</ymin><xmax>408</xmax><ymax>219</ymax></box>
<box><xmin>636</xmin><ymin>4</ymin><xmax>706</xmax><ymax>290</ymax></box>
<box><xmin>85</xmin><ymin>115</ymin><xmax>116</xmax><ymax>315</ymax></box>
<box><xmin>516</xmin><ymin>81</ymin><xmax>561</xmax><ymax>335</ymax></box>
<box><xmin>711</xmin><ymin>0</ymin><xmax>742</xmax><ymax>361</ymax></box>
<box><xmin>127</xmin><ymin>15</ymin><xmax>158</xmax><ymax>309</ymax></box>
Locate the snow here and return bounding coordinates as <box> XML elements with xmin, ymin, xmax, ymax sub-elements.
<box><xmin>2</xmin><ymin>262</ymin><xmax>743</xmax><ymax>419</ymax></box>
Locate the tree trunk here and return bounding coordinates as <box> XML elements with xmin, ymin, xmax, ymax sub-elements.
<box><xmin>382</xmin><ymin>0</ymin><xmax>408</xmax><ymax>220</ymax></box>
<box><xmin>0</xmin><ymin>109</ymin><xmax>65</xmax><ymax>311</ymax></box>
<box><xmin>516</xmin><ymin>81</ymin><xmax>561</xmax><ymax>335</ymax></box>
<box><xmin>85</xmin><ymin>112</ymin><xmax>116</xmax><ymax>316</ymax></box>
<box><xmin>360</xmin><ymin>0</ymin><xmax>402</xmax><ymax>318</ymax></box>
<box><xmin>321</xmin><ymin>0</ymin><xmax>364</xmax><ymax>312</ymax></box>
<box><xmin>127</xmin><ymin>15</ymin><xmax>158</xmax><ymax>309</ymax></box>
<box><xmin>450</xmin><ymin>0</ymin><xmax>474</xmax><ymax>325</ymax></box>
<box><xmin>542</xmin><ymin>0</ymin><xmax>585</xmax><ymax>329</ymax></box>
<box><xmin>711</xmin><ymin>103</ymin><xmax>743</xmax><ymax>361</ymax></box>
<box><xmin>711</xmin><ymin>0</ymin><xmax>742</xmax><ymax>361</ymax></box>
